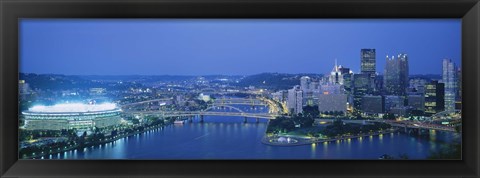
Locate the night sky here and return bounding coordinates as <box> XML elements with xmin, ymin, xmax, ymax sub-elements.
<box><xmin>20</xmin><ymin>19</ymin><xmax>461</xmax><ymax>76</ymax></box>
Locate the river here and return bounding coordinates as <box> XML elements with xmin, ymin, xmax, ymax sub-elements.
<box><xmin>47</xmin><ymin>105</ymin><xmax>461</xmax><ymax>160</ymax></box>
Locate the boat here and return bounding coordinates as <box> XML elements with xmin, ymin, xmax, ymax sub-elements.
<box><xmin>174</xmin><ymin>120</ymin><xmax>185</xmax><ymax>124</ymax></box>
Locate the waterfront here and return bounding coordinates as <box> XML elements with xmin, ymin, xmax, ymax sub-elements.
<box><xmin>44</xmin><ymin>107</ymin><xmax>460</xmax><ymax>160</ymax></box>
<box><xmin>19</xmin><ymin>20</ymin><xmax>462</xmax><ymax>160</ymax></box>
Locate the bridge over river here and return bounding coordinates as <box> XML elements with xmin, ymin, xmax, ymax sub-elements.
<box><xmin>120</xmin><ymin>97</ymin><xmax>455</xmax><ymax>132</ymax></box>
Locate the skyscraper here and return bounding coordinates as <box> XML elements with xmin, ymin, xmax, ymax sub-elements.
<box><xmin>329</xmin><ymin>59</ymin><xmax>351</xmax><ymax>85</ymax></box>
<box><xmin>443</xmin><ymin>59</ymin><xmax>457</xmax><ymax>112</ymax></box>
<box><xmin>287</xmin><ymin>85</ymin><xmax>303</xmax><ymax>114</ymax></box>
<box><xmin>457</xmin><ymin>67</ymin><xmax>462</xmax><ymax>101</ymax></box>
<box><xmin>360</xmin><ymin>49</ymin><xmax>376</xmax><ymax>79</ymax></box>
<box><xmin>332</xmin><ymin>61</ymin><xmax>353</xmax><ymax>93</ymax></box>
<box><xmin>424</xmin><ymin>80</ymin><xmax>445</xmax><ymax>115</ymax></box>
<box><xmin>352</xmin><ymin>73</ymin><xmax>370</xmax><ymax>112</ymax></box>
<box><xmin>383</xmin><ymin>54</ymin><xmax>409</xmax><ymax>96</ymax></box>
<box><xmin>300</xmin><ymin>76</ymin><xmax>311</xmax><ymax>92</ymax></box>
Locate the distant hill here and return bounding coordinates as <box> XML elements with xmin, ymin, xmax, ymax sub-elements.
<box><xmin>236</xmin><ymin>73</ymin><xmax>323</xmax><ymax>91</ymax></box>
<box><xmin>19</xmin><ymin>73</ymin><xmax>143</xmax><ymax>91</ymax></box>
<box><xmin>78</xmin><ymin>75</ymin><xmax>196</xmax><ymax>82</ymax></box>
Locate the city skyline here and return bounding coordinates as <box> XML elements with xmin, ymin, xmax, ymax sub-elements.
<box><xmin>20</xmin><ymin>19</ymin><xmax>461</xmax><ymax>76</ymax></box>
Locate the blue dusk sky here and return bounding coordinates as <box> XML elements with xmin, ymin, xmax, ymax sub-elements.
<box><xmin>20</xmin><ymin>19</ymin><xmax>461</xmax><ymax>76</ymax></box>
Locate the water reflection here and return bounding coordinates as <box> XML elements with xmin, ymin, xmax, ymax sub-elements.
<box><xmin>56</xmin><ymin>105</ymin><xmax>460</xmax><ymax>159</ymax></box>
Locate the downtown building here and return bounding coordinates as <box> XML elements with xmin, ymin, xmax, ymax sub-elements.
<box><xmin>300</xmin><ymin>76</ymin><xmax>311</xmax><ymax>92</ymax></box>
<box><xmin>443</xmin><ymin>59</ymin><xmax>458</xmax><ymax>112</ymax></box>
<box><xmin>384</xmin><ymin>54</ymin><xmax>409</xmax><ymax>96</ymax></box>
<box><xmin>317</xmin><ymin>83</ymin><xmax>347</xmax><ymax>115</ymax></box>
<box><xmin>327</xmin><ymin>60</ymin><xmax>353</xmax><ymax>95</ymax></box>
<box><xmin>456</xmin><ymin>68</ymin><xmax>462</xmax><ymax>110</ymax></box>
<box><xmin>317</xmin><ymin>93</ymin><xmax>347</xmax><ymax>115</ymax></box>
<box><xmin>287</xmin><ymin>85</ymin><xmax>303</xmax><ymax>114</ymax></box>
<box><xmin>360</xmin><ymin>95</ymin><xmax>384</xmax><ymax>115</ymax></box>
<box><xmin>409</xmin><ymin>78</ymin><xmax>427</xmax><ymax>94</ymax></box>
<box><xmin>352</xmin><ymin>73</ymin><xmax>371</xmax><ymax>112</ymax></box>
<box><xmin>329</xmin><ymin>59</ymin><xmax>352</xmax><ymax>85</ymax></box>
<box><xmin>407</xmin><ymin>94</ymin><xmax>425</xmax><ymax>112</ymax></box>
<box><xmin>300</xmin><ymin>76</ymin><xmax>320</xmax><ymax>106</ymax></box>
<box><xmin>361</xmin><ymin>49</ymin><xmax>376</xmax><ymax>80</ymax></box>
<box><xmin>384</xmin><ymin>95</ymin><xmax>404</xmax><ymax>113</ymax></box>
<box><xmin>424</xmin><ymin>80</ymin><xmax>445</xmax><ymax>115</ymax></box>
<box><xmin>360</xmin><ymin>49</ymin><xmax>378</xmax><ymax>93</ymax></box>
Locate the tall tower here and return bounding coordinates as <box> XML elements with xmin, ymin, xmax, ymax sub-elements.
<box><xmin>384</xmin><ymin>54</ymin><xmax>409</xmax><ymax>96</ymax></box>
<box><xmin>360</xmin><ymin>49</ymin><xmax>376</xmax><ymax>80</ymax></box>
<box><xmin>300</xmin><ymin>76</ymin><xmax>311</xmax><ymax>92</ymax></box>
<box><xmin>352</xmin><ymin>73</ymin><xmax>370</xmax><ymax>112</ymax></box>
<box><xmin>329</xmin><ymin>59</ymin><xmax>344</xmax><ymax>84</ymax></box>
<box><xmin>443</xmin><ymin>59</ymin><xmax>457</xmax><ymax>112</ymax></box>
<box><xmin>397</xmin><ymin>53</ymin><xmax>409</xmax><ymax>96</ymax></box>
<box><xmin>287</xmin><ymin>85</ymin><xmax>303</xmax><ymax>114</ymax></box>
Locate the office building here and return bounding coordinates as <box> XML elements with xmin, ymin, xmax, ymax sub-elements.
<box><xmin>287</xmin><ymin>86</ymin><xmax>303</xmax><ymax>114</ymax></box>
<box><xmin>443</xmin><ymin>59</ymin><xmax>457</xmax><ymax>112</ymax></box>
<box><xmin>384</xmin><ymin>54</ymin><xmax>409</xmax><ymax>96</ymax></box>
<box><xmin>318</xmin><ymin>93</ymin><xmax>347</xmax><ymax>115</ymax></box>
<box><xmin>352</xmin><ymin>73</ymin><xmax>371</xmax><ymax>111</ymax></box>
<box><xmin>384</xmin><ymin>95</ymin><xmax>404</xmax><ymax>112</ymax></box>
<box><xmin>408</xmin><ymin>94</ymin><xmax>425</xmax><ymax>112</ymax></box>
<box><xmin>409</xmin><ymin>78</ymin><xmax>427</xmax><ymax>94</ymax></box>
<box><xmin>361</xmin><ymin>95</ymin><xmax>384</xmax><ymax>114</ymax></box>
<box><xmin>425</xmin><ymin>81</ymin><xmax>445</xmax><ymax>115</ymax></box>
<box><xmin>300</xmin><ymin>76</ymin><xmax>311</xmax><ymax>92</ymax></box>
<box><xmin>361</xmin><ymin>49</ymin><xmax>376</xmax><ymax>79</ymax></box>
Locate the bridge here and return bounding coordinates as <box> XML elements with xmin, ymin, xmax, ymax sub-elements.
<box><xmin>120</xmin><ymin>98</ymin><xmax>172</xmax><ymax>108</ymax></box>
<box><xmin>314</xmin><ymin>119</ymin><xmax>457</xmax><ymax>133</ymax></box>
<box><xmin>120</xmin><ymin>97</ymin><xmax>266</xmax><ymax>108</ymax></box>
<box><xmin>125</xmin><ymin>110</ymin><xmax>282</xmax><ymax>120</ymax></box>
<box><xmin>212</xmin><ymin>98</ymin><xmax>266</xmax><ymax>105</ymax></box>
<box><xmin>385</xmin><ymin>121</ymin><xmax>456</xmax><ymax>132</ymax></box>
<box><xmin>123</xmin><ymin>100</ymin><xmax>285</xmax><ymax>123</ymax></box>
<box><xmin>315</xmin><ymin>119</ymin><xmax>371</xmax><ymax>125</ymax></box>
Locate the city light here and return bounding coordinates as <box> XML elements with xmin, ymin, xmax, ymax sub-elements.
<box><xmin>28</xmin><ymin>103</ymin><xmax>118</xmax><ymax>113</ymax></box>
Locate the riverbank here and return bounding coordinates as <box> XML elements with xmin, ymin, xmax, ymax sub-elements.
<box><xmin>25</xmin><ymin>121</ymin><xmax>173</xmax><ymax>159</ymax></box>
<box><xmin>31</xmin><ymin>117</ymin><xmax>459</xmax><ymax>160</ymax></box>
<box><xmin>262</xmin><ymin>128</ymin><xmax>399</xmax><ymax>146</ymax></box>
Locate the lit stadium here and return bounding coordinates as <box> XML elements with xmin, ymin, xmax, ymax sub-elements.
<box><xmin>22</xmin><ymin>103</ymin><xmax>122</xmax><ymax>130</ymax></box>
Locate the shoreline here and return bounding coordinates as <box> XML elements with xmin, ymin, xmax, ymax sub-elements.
<box><xmin>24</xmin><ymin>122</ymin><xmax>171</xmax><ymax>159</ymax></box>
<box><xmin>261</xmin><ymin>129</ymin><xmax>399</xmax><ymax>146</ymax></box>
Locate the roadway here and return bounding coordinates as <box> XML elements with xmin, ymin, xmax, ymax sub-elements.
<box><xmin>124</xmin><ymin>110</ymin><xmax>282</xmax><ymax>119</ymax></box>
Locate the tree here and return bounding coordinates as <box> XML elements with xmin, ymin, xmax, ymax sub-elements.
<box><xmin>302</xmin><ymin>105</ymin><xmax>319</xmax><ymax>118</ymax></box>
<box><xmin>266</xmin><ymin>116</ymin><xmax>295</xmax><ymax>133</ymax></box>
<box><xmin>383</xmin><ymin>113</ymin><xmax>396</xmax><ymax>120</ymax></box>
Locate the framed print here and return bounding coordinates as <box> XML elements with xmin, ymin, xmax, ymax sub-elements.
<box><xmin>1</xmin><ymin>0</ymin><xmax>479</xmax><ymax>177</ymax></box>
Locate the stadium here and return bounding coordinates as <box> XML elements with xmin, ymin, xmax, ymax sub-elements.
<box><xmin>22</xmin><ymin>103</ymin><xmax>122</xmax><ymax>130</ymax></box>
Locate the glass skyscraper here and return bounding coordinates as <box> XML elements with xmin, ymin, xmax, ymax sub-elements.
<box><xmin>360</xmin><ymin>49</ymin><xmax>376</xmax><ymax>79</ymax></box>
<box><xmin>383</xmin><ymin>54</ymin><xmax>409</xmax><ymax>96</ymax></box>
<box><xmin>352</xmin><ymin>73</ymin><xmax>370</xmax><ymax>112</ymax></box>
<box><xmin>443</xmin><ymin>59</ymin><xmax>457</xmax><ymax>112</ymax></box>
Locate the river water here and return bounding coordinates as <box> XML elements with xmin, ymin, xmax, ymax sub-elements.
<box><xmin>48</xmin><ymin>105</ymin><xmax>461</xmax><ymax>160</ymax></box>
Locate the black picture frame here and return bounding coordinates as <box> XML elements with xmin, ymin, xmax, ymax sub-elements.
<box><xmin>1</xmin><ymin>0</ymin><xmax>479</xmax><ymax>177</ymax></box>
